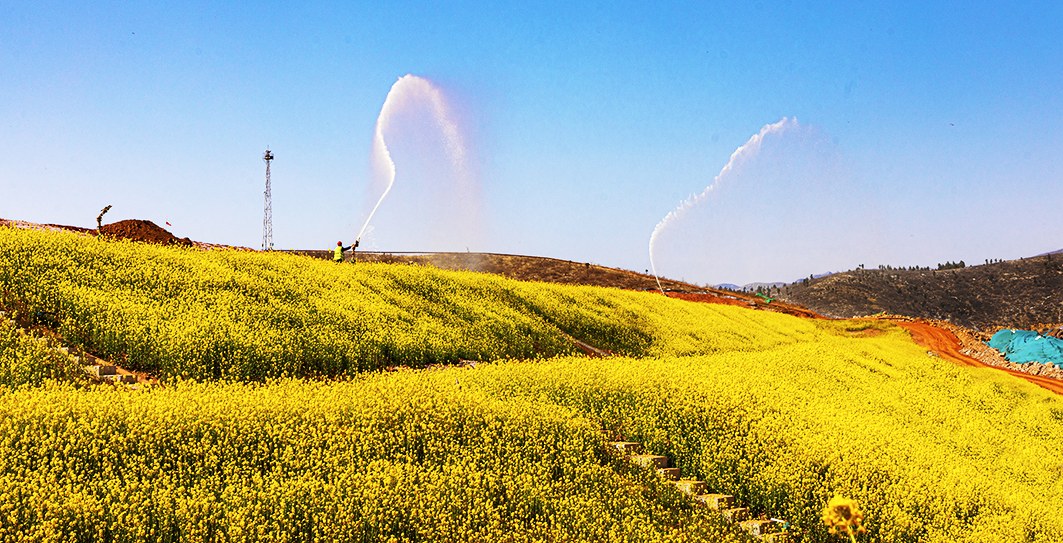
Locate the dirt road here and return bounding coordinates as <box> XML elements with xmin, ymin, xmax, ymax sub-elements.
<box><xmin>670</xmin><ymin>290</ymin><xmax>1063</xmax><ymax>395</ymax></box>
<box><xmin>894</xmin><ymin>320</ymin><xmax>1063</xmax><ymax>395</ymax></box>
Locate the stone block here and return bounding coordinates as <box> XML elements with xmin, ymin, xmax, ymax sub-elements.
<box><xmin>672</xmin><ymin>479</ymin><xmax>707</xmax><ymax>495</ymax></box>
<box><xmin>102</xmin><ymin>373</ymin><xmax>136</xmax><ymax>384</ymax></box>
<box><xmin>607</xmin><ymin>441</ymin><xmax>642</xmax><ymax>455</ymax></box>
<box><xmin>758</xmin><ymin>532</ymin><xmax>791</xmax><ymax>542</ymax></box>
<box><xmin>657</xmin><ymin>467</ymin><xmax>680</xmax><ymax>480</ymax></box>
<box><xmin>695</xmin><ymin>493</ymin><xmax>734</xmax><ymax>510</ymax></box>
<box><xmin>630</xmin><ymin>454</ymin><xmax>669</xmax><ymax>469</ymax></box>
<box><xmin>739</xmin><ymin>519</ymin><xmax>774</xmax><ymax>536</ymax></box>
<box><xmin>721</xmin><ymin>507</ymin><xmax>750</xmax><ymax>522</ymax></box>
<box><xmin>86</xmin><ymin>365</ymin><xmax>117</xmax><ymax>377</ymax></box>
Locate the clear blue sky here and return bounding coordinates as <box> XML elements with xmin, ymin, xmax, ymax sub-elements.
<box><xmin>2</xmin><ymin>2</ymin><xmax>1061</xmax><ymax>285</ymax></box>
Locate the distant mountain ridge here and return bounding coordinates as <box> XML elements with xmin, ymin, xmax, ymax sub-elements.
<box><xmin>779</xmin><ymin>254</ymin><xmax>1063</xmax><ymax>331</ymax></box>
<box><xmin>717</xmin><ymin>274</ymin><xmax>833</xmax><ymax>292</ymax></box>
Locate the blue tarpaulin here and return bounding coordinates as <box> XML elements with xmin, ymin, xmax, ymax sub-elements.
<box><xmin>988</xmin><ymin>329</ymin><xmax>1063</xmax><ymax>369</ymax></box>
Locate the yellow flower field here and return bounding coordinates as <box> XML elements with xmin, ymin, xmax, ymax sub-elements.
<box><xmin>0</xmin><ymin>314</ymin><xmax>83</xmax><ymax>388</ymax></box>
<box><xmin>0</xmin><ymin>377</ymin><xmax>745</xmax><ymax>543</ymax></box>
<box><xmin>0</xmin><ymin>227</ymin><xmax>810</xmax><ymax>380</ymax></box>
<box><xmin>1</xmin><ymin>226</ymin><xmax>1062</xmax><ymax>542</ymax></box>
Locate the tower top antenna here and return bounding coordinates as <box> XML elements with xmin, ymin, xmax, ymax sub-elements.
<box><xmin>262</xmin><ymin>148</ymin><xmax>274</xmax><ymax>251</ymax></box>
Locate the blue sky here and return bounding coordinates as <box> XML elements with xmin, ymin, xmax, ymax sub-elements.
<box><xmin>2</xmin><ymin>2</ymin><xmax>1061</xmax><ymax>284</ymax></box>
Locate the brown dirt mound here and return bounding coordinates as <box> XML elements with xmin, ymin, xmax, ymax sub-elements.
<box><xmin>99</xmin><ymin>220</ymin><xmax>192</xmax><ymax>246</ymax></box>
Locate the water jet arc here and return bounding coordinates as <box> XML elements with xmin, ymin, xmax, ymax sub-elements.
<box><xmin>356</xmin><ymin>74</ymin><xmax>468</xmax><ymax>244</ymax></box>
<box><xmin>648</xmin><ymin>117</ymin><xmax>796</xmax><ymax>292</ymax></box>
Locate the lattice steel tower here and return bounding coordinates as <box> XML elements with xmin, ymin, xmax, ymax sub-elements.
<box><xmin>262</xmin><ymin>148</ymin><xmax>274</xmax><ymax>250</ymax></box>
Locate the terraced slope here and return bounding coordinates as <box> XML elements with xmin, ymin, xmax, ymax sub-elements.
<box><xmin>463</xmin><ymin>330</ymin><xmax>1063</xmax><ymax>542</ymax></box>
<box><xmin>3</xmin><ymin>323</ymin><xmax>1062</xmax><ymax>542</ymax></box>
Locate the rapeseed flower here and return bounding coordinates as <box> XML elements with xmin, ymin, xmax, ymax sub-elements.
<box><xmin>822</xmin><ymin>495</ymin><xmax>866</xmax><ymax>542</ymax></box>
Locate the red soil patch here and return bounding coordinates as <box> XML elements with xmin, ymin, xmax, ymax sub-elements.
<box><xmin>670</xmin><ymin>288</ymin><xmax>1063</xmax><ymax>394</ymax></box>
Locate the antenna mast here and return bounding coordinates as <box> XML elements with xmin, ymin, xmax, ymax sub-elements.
<box><xmin>262</xmin><ymin>148</ymin><xmax>274</xmax><ymax>250</ymax></box>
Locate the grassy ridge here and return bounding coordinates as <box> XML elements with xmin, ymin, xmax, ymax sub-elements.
<box><xmin>0</xmin><ymin>227</ymin><xmax>813</xmax><ymax>379</ymax></box>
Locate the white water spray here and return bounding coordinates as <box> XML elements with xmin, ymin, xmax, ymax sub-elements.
<box><xmin>648</xmin><ymin>117</ymin><xmax>797</xmax><ymax>292</ymax></box>
<box><xmin>356</xmin><ymin>74</ymin><xmax>469</xmax><ymax>244</ymax></box>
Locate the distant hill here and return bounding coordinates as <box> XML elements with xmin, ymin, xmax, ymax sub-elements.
<box><xmin>284</xmin><ymin>251</ymin><xmax>820</xmax><ymax>319</ymax></box>
<box><xmin>292</xmin><ymin>250</ymin><xmax>706</xmax><ymax>292</ymax></box>
<box><xmin>743</xmin><ymin>281</ymin><xmax>788</xmax><ymax>291</ymax></box>
<box><xmin>779</xmin><ymin>255</ymin><xmax>1063</xmax><ymax>331</ymax></box>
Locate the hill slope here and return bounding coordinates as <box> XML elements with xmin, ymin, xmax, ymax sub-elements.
<box><xmin>0</xmin><ymin>226</ymin><xmax>816</xmax><ymax>380</ymax></box>
<box><xmin>3</xmin><ymin>225</ymin><xmax>1063</xmax><ymax>541</ymax></box>
<box><xmin>293</xmin><ymin>250</ymin><xmax>699</xmax><ymax>291</ymax></box>
<box><xmin>293</xmin><ymin>250</ymin><xmax>820</xmax><ymax>318</ymax></box>
<box><xmin>779</xmin><ymin>255</ymin><xmax>1063</xmax><ymax>331</ymax></box>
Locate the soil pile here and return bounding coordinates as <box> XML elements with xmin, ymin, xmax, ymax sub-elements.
<box><xmin>99</xmin><ymin>220</ymin><xmax>192</xmax><ymax>246</ymax></box>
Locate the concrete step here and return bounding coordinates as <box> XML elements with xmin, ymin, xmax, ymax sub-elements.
<box><xmin>739</xmin><ymin>519</ymin><xmax>774</xmax><ymax>536</ymax></box>
<box><xmin>101</xmin><ymin>373</ymin><xmax>137</xmax><ymax>384</ymax></box>
<box><xmin>657</xmin><ymin>467</ymin><xmax>680</xmax><ymax>480</ymax></box>
<box><xmin>672</xmin><ymin>479</ymin><xmax>707</xmax><ymax>495</ymax></box>
<box><xmin>607</xmin><ymin>441</ymin><xmax>642</xmax><ymax>455</ymax></box>
<box><xmin>86</xmin><ymin>364</ymin><xmax>117</xmax><ymax>377</ymax></box>
<box><xmin>695</xmin><ymin>493</ymin><xmax>735</xmax><ymax>510</ymax></box>
<box><xmin>630</xmin><ymin>454</ymin><xmax>669</xmax><ymax>469</ymax></box>
<box><xmin>757</xmin><ymin>533</ymin><xmax>791</xmax><ymax>542</ymax></box>
<box><xmin>721</xmin><ymin>507</ymin><xmax>750</xmax><ymax>522</ymax></box>
<box><xmin>81</xmin><ymin>352</ymin><xmax>104</xmax><ymax>364</ymax></box>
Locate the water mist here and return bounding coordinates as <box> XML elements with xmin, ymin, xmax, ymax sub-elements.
<box><xmin>648</xmin><ymin>117</ymin><xmax>797</xmax><ymax>292</ymax></box>
<box><xmin>356</xmin><ymin>74</ymin><xmax>469</xmax><ymax>244</ymax></box>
